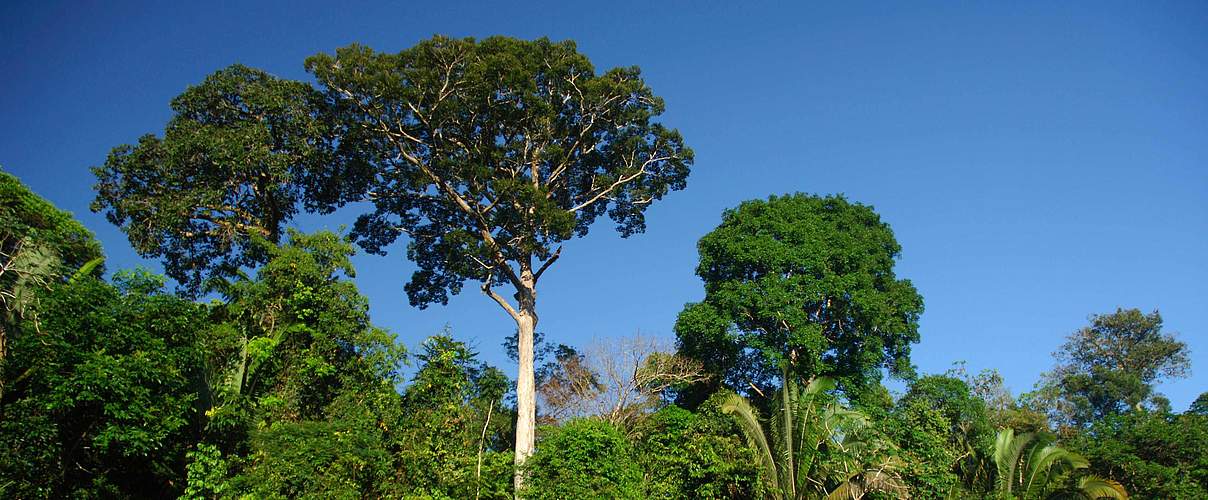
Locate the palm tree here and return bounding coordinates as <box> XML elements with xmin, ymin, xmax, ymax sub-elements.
<box><xmin>722</xmin><ymin>374</ymin><xmax>907</xmax><ymax>499</ymax></box>
<box><xmin>992</xmin><ymin>429</ymin><xmax>1127</xmax><ymax>499</ymax></box>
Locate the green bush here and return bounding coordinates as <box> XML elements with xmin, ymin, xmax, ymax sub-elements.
<box><xmin>635</xmin><ymin>400</ymin><xmax>763</xmax><ymax>499</ymax></box>
<box><xmin>227</xmin><ymin>420</ymin><xmax>395</xmax><ymax>499</ymax></box>
<box><xmin>522</xmin><ymin>418</ymin><xmax>643</xmax><ymax>499</ymax></box>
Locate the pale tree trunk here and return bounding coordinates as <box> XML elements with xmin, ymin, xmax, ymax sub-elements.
<box><xmin>480</xmin><ymin>258</ymin><xmax>548</xmax><ymax>497</ymax></box>
<box><xmin>506</xmin><ymin>270</ymin><xmax>539</xmax><ymax>496</ymax></box>
<box><xmin>513</xmin><ymin>305</ymin><xmax>536</xmax><ymax>494</ymax></box>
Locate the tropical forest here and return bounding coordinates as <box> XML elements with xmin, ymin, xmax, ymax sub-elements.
<box><xmin>1</xmin><ymin>3</ymin><xmax>1205</xmax><ymax>499</ymax></box>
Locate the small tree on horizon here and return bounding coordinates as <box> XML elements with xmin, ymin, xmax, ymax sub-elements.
<box><xmin>1033</xmin><ymin>308</ymin><xmax>1190</xmax><ymax>430</ymax></box>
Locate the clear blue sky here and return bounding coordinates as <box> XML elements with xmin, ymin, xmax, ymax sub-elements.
<box><xmin>3</xmin><ymin>1</ymin><xmax>1205</xmax><ymax>409</ymax></box>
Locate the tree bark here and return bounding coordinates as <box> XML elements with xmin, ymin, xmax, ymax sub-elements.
<box><xmin>512</xmin><ymin>274</ymin><xmax>538</xmax><ymax>496</ymax></box>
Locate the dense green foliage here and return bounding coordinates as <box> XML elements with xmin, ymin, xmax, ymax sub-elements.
<box><xmin>991</xmin><ymin>429</ymin><xmax>1126</xmax><ymax>499</ymax></box>
<box><xmin>1</xmin><ymin>272</ymin><xmax>205</xmax><ymax>498</ymax></box>
<box><xmin>522</xmin><ymin>419</ymin><xmax>643</xmax><ymax>499</ymax></box>
<box><xmin>722</xmin><ymin>377</ymin><xmax>907</xmax><ymax>499</ymax></box>
<box><xmin>634</xmin><ymin>399</ymin><xmax>763</xmax><ymax>499</ymax></box>
<box><xmin>676</xmin><ymin>194</ymin><xmax>923</xmax><ymax>404</ymax></box>
<box><xmin>0</xmin><ymin>169</ymin><xmax>103</xmax><ymax>283</ymax></box>
<box><xmin>1071</xmin><ymin>410</ymin><xmax>1208</xmax><ymax>498</ymax></box>
<box><xmin>92</xmin><ymin>65</ymin><xmax>334</xmax><ymax>293</ymax></box>
<box><xmin>395</xmin><ymin>335</ymin><xmax>513</xmax><ymax>498</ymax></box>
<box><xmin>198</xmin><ymin>230</ymin><xmax>410</xmax><ymax>498</ymax></box>
<box><xmin>229</xmin><ymin>420</ymin><xmax>394</xmax><ymax>499</ymax></box>
<box><xmin>890</xmin><ymin>375</ymin><xmax>995</xmax><ymax>496</ymax></box>
<box><xmin>3</xmin><ymin>36</ymin><xmax>1202</xmax><ymax>500</ymax></box>
<box><xmin>0</xmin><ymin>169</ymin><xmax>105</xmax><ymax>400</ymax></box>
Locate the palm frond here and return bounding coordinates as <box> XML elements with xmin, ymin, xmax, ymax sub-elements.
<box><xmin>722</xmin><ymin>393</ymin><xmax>783</xmax><ymax>497</ymax></box>
<box><xmin>1023</xmin><ymin>444</ymin><xmax>1084</xmax><ymax>499</ymax></box>
<box><xmin>1074</xmin><ymin>475</ymin><xmax>1128</xmax><ymax>499</ymax></box>
<box><xmin>69</xmin><ymin>256</ymin><xmax>104</xmax><ymax>283</ymax></box>
<box><xmin>994</xmin><ymin>429</ymin><xmax>1037</xmax><ymax>494</ymax></box>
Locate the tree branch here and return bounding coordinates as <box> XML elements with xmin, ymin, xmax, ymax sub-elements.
<box><xmin>532</xmin><ymin>245</ymin><xmax>562</xmax><ymax>283</ymax></box>
<box><xmin>482</xmin><ymin>280</ymin><xmax>519</xmax><ymax>321</ymax></box>
<box><xmin>568</xmin><ymin>153</ymin><xmax>673</xmax><ymax>213</ymax></box>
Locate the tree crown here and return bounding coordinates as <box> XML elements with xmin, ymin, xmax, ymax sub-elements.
<box><xmin>92</xmin><ymin>65</ymin><xmax>333</xmax><ymax>293</ymax></box>
<box><xmin>305</xmin><ymin>35</ymin><xmax>692</xmax><ymax>307</ymax></box>
<box><xmin>677</xmin><ymin>194</ymin><xmax>923</xmax><ymax>398</ymax></box>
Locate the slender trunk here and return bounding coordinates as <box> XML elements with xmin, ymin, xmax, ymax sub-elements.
<box><xmin>781</xmin><ymin>365</ymin><xmax>796</xmax><ymax>498</ymax></box>
<box><xmin>0</xmin><ymin>322</ymin><xmax>6</xmax><ymax>401</ymax></box>
<box><xmin>476</xmin><ymin>399</ymin><xmax>495</xmax><ymax>500</ymax></box>
<box><xmin>512</xmin><ymin>274</ymin><xmax>538</xmax><ymax>496</ymax></box>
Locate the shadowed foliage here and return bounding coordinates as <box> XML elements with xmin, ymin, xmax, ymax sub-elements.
<box><xmin>92</xmin><ymin>65</ymin><xmax>335</xmax><ymax>293</ymax></box>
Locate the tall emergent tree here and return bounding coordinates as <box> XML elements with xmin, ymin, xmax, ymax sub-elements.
<box><xmin>676</xmin><ymin>194</ymin><xmax>923</xmax><ymax>402</ymax></box>
<box><xmin>92</xmin><ymin>64</ymin><xmax>336</xmax><ymax>293</ymax></box>
<box><xmin>304</xmin><ymin>35</ymin><xmax>692</xmax><ymax>485</ymax></box>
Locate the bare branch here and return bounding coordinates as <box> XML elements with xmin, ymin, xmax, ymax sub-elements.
<box><xmin>532</xmin><ymin>245</ymin><xmax>561</xmax><ymax>283</ymax></box>
<box><xmin>568</xmin><ymin>152</ymin><xmax>674</xmax><ymax>213</ymax></box>
<box><xmin>482</xmin><ymin>277</ymin><xmax>519</xmax><ymax>320</ymax></box>
<box><xmin>537</xmin><ymin>334</ymin><xmax>706</xmax><ymax>431</ymax></box>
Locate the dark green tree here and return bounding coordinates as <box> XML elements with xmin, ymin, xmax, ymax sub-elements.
<box><xmin>0</xmin><ymin>170</ymin><xmax>104</xmax><ymax>398</ymax></box>
<box><xmin>92</xmin><ymin>65</ymin><xmax>336</xmax><ymax>293</ymax></box>
<box><xmin>304</xmin><ymin>35</ymin><xmax>692</xmax><ymax>482</ymax></box>
<box><xmin>892</xmin><ymin>397</ymin><xmax>962</xmax><ymax>497</ymax></box>
<box><xmin>0</xmin><ymin>271</ymin><xmax>206</xmax><ymax>498</ymax></box>
<box><xmin>225</xmin><ymin>420</ymin><xmax>397</xmax><ymax>499</ymax></box>
<box><xmin>181</xmin><ymin>231</ymin><xmax>405</xmax><ymax>499</ymax></box>
<box><xmin>634</xmin><ymin>402</ymin><xmax>763</xmax><ymax>499</ymax></box>
<box><xmin>1037</xmin><ymin>308</ymin><xmax>1190</xmax><ymax>429</ymax></box>
<box><xmin>1071</xmin><ymin>410</ymin><xmax>1208</xmax><ymax>499</ymax></box>
<box><xmin>200</xmin><ymin>230</ymin><xmax>405</xmax><ymax>456</ymax></box>
<box><xmin>676</xmin><ymin>194</ymin><xmax>923</xmax><ymax>402</ymax></box>
<box><xmin>1190</xmin><ymin>392</ymin><xmax>1208</xmax><ymax>415</ymax></box>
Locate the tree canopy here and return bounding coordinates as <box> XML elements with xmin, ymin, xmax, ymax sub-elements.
<box><xmin>676</xmin><ymin>194</ymin><xmax>923</xmax><ymax>401</ymax></box>
<box><xmin>0</xmin><ymin>271</ymin><xmax>206</xmax><ymax>498</ymax></box>
<box><xmin>1072</xmin><ymin>410</ymin><xmax>1208</xmax><ymax>498</ymax></box>
<box><xmin>304</xmin><ymin>35</ymin><xmax>693</xmax><ymax>486</ymax></box>
<box><xmin>92</xmin><ymin>65</ymin><xmax>335</xmax><ymax>293</ymax></box>
<box><xmin>1037</xmin><ymin>308</ymin><xmax>1190</xmax><ymax>428</ymax></box>
<box><xmin>304</xmin><ymin>35</ymin><xmax>692</xmax><ymax>309</ymax></box>
<box><xmin>0</xmin><ymin>169</ymin><xmax>104</xmax><ymax>399</ymax></box>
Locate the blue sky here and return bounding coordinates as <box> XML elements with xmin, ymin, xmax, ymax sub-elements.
<box><xmin>2</xmin><ymin>1</ymin><xmax>1205</xmax><ymax>409</ymax></box>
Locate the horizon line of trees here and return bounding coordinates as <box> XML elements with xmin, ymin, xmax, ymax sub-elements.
<box><xmin>3</xmin><ymin>165</ymin><xmax>1203</xmax><ymax>498</ymax></box>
